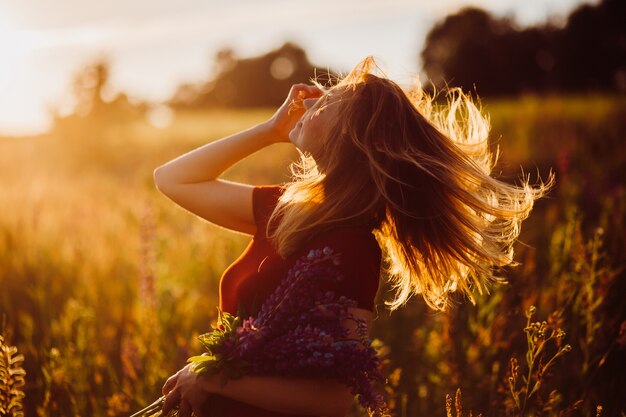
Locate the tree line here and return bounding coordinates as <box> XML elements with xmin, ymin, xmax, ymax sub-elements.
<box><xmin>421</xmin><ymin>0</ymin><xmax>624</xmax><ymax>96</ymax></box>
<box><xmin>170</xmin><ymin>0</ymin><xmax>624</xmax><ymax>107</ymax></box>
<box><xmin>55</xmin><ymin>0</ymin><xmax>624</xmax><ymax>125</ymax></box>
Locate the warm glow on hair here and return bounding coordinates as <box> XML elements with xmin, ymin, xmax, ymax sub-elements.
<box><xmin>266</xmin><ymin>56</ymin><xmax>554</xmax><ymax>311</ymax></box>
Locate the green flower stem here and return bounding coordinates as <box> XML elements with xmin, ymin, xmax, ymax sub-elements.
<box><xmin>130</xmin><ymin>395</ymin><xmax>166</xmax><ymax>417</ymax></box>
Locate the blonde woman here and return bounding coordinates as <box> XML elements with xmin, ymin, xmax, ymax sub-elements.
<box><xmin>154</xmin><ymin>56</ymin><xmax>552</xmax><ymax>417</ymax></box>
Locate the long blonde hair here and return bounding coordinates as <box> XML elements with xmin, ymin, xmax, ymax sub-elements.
<box><xmin>266</xmin><ymin>56</ymin><xmax>554</xmax><ymax>311</ymax></box>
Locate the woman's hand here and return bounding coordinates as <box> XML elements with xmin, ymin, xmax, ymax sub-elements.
<box><xmin>161</xmin><ymin>364</ymin><xmax>218</xmax><ymax>417</ymax></box>
<box><xmin>267</xmin><ymin>83</ymin><xmax>324</xmax><ymax>143</ymax></box>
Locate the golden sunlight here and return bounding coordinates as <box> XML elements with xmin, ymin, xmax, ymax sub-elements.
<box><xmin>0</xmin><ymin>16</ymin><xmax>49</xmax><ymax>135</ymax></box>
<box><xmin>0</xmin><ymin>21</ymin><xmax>25</xmax><ymax>95</ymax></box>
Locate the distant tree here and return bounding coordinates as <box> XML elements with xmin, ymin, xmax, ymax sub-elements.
<box><xmin>212</xmin><ymin>47</ymin><xmax>237</xmax><ymax>75</ymax></box>
<box><xmin>558</xmin><ymin>0</ymin><xmax>625</xmax><ymax>91</ymax></box>
<box><xmin>421</xmin><ymin>0</ymin><xmax>625</xmax><ymax>95</ymax></box>
<box><xmin>169</xmin><ymin>42</ymin><xmax>338</xmax><ymax>109</ymax></box>
<box><xmin>421</xmin><ymin>8</ymin><xmax>517</xmax><ymax>95</ymax></box>
<box><xmin>51</xmin><ymin>57</ymin><xmax>147</xmax><ymax>135</ymax></box>
<box><xmin>71</xmin><ymin>59</ymin><xmax>110</xmax><ymax>117</ymax></box>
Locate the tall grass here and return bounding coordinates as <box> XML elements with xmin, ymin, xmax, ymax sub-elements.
<box><xmin>0</xmin><ymin>333</ymin><xmax>26</xmax><ymax>417</ymax></box>
<box><xmin>0</xmin><ymin>96</ymin><xmax>624</xmax><ymax>416</ymax></box>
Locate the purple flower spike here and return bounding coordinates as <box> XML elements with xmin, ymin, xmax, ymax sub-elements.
<box><xmin>188</xmin><ymin>246</ymin><xmax>388</xmax><ymax>416</ymax></box>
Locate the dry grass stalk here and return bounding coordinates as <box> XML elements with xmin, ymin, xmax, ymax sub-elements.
<box><xmin>0</xmin><ymin>334</ymin><xmax>26</xmax><ymax>417</ymax></box>
<box><xmin>445</xmin><ymin>389</ymin><xmax>481</xmax><ymax>417</ymax></box>
<box><xmin>446</xmin><ymin>392</ymin><xmax>453</xmax><ymax>417</ymax></box>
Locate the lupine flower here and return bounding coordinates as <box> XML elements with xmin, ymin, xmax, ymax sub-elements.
<box><xmin>132</xmin><ymin>246</ymin><xmax>389</xmax><ymax>417</ymax></box>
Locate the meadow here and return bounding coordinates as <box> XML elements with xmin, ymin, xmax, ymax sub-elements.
<box><xmin>0</xmin><ymin>94</ymin><xmax>624</xmax><ymax>416</ymax></box>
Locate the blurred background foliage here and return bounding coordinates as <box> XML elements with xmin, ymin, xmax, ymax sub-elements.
<box><xmin>422</xmin><ymin>0</ymin><xmax>624</xmax><ymax>95</ymax></box>
<box><xmin>0</xmin><ymin>0</ymin><xmax>624</xmax><ymax>415</ymax></box>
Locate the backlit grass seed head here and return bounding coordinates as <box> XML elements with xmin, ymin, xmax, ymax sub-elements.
<box><xmin>0</xmin><ymin>334</ymin><xmax>26</xmax><ymax>417</ymax></box>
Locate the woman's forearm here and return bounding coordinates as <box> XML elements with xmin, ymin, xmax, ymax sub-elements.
<box><xmin>207</xmin><ymin>374</ymin><xmax>354</xmax><ymax>417</ymax></box>
<box><xmin>154</xmin><ymin>121</ymin><xmax>276</xmax><ymax>187</ymax></box>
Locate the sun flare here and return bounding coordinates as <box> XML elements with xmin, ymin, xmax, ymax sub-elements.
<box><xmin>0</xmin><ymin>19</ymin><xmax>51</xmax><ymax>135</ymax></box>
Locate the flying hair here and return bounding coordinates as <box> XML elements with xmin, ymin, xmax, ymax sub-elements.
<box><xmin>267</xmin><ymin>56</ymin><xmax>555</xmax><ymax>311</ymax></box>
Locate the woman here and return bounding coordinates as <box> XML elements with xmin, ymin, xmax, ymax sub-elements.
<box><xmin>153</xmin><ymin>56</ymin><xmax>552</xmax><ymax>417</ymax></box>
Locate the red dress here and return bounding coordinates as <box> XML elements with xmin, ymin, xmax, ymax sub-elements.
<box><xmin>209</xmin><ymin>185</ymin><xmax>382</xmax><ymax>417</ymax></box>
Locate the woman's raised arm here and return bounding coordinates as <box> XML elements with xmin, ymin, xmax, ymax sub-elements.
<box><xmin>153</xmin><ymin>122</ymin><xmax>274</xmax><ymax>235</ymax></box>
<box><xmin>153</xmin><ymin>83</ymin><xmax>322</xmax><ymax>235</ymax></box>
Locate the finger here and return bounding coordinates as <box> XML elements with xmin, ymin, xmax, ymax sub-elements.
<box><xmin>178</xmin><ymin>399</ymin><xmax>193</xmax><ymax>417</ymax></box>
<box><xmin>288</xmin><ymin>90</ymin><xmax>322</xmax><ymax>113</ymax></box>
<box><xmin>308</xmin><ymin>84</ymin><xmax>324</xmax><ymax>96</ymax></box>
<box><xmin>190</xmin><ymin>399</ymin><xmax>207</xmax><ymax>417</ymax></box>
<box><xmin>161</xmin><ymin>388</ymin><xmax>181</xmax><ymax>415</ymax></box>
<box><xmin>302</xmin><ymin>85</ymin><xmax>324</xmax><ymax>99</ymax></box>
<box><xmin>162</xmin><ymin>374</ymin><xmax>178</xmax><ymax>395</ymax></box>
<box><xmin>288</xmin><ymin>83</ymin><xmax>306</xmax><ymax>97</ymax></box>
<box><xmin>289</xmin><ymin>83</ymin><xmax>320</xmax><ymax>100</ymax></box>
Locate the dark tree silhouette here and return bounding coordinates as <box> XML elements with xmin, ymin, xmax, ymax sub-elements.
<box><xmin>421</xmin><ymin>8</ymin><xmax>517</xmax><ymax>95</ymax></box>
<box><xmin>421</xmin><ymin>0</ymin><xmax>625</xmax><ymax>95</ymax></box>
<box><xmin>169</xmin><ymin>42</ymin><xmax>338</xmax><ymax>109</ymax></box>
<box><xmin>558</xmin><ymin>0</ymin><xmax>626</xmax><ymax>91</ymax></box>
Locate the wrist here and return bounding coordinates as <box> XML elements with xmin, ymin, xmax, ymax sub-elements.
<box><xmin>252</xmin><ymin>120</ymin><xmax>278</xmax><ymax>145</ymax></box>
<box><xmin>198</xmin><ymin>371</ymin><xmax>222</xmax><ymax>394</ymax></box>
<box><xmin>261</xmin><ymin>118</ymin><xmax>293</xmax><ymax>145</ymax></box>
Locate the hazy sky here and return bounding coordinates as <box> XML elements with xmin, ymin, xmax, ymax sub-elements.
<box><xmin>0</xmin><ymin>0</ymin><xmax>596</xmax><ymax>135</ymax></box>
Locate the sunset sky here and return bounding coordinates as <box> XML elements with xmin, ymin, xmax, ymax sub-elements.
<box><xmin>0</xmin><ymin>0</ymin><xmax>595</xmax><ymax>136</ymax></box>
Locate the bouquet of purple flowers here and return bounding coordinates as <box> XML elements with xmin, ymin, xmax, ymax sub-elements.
<box><xmin>132</xmin><ymin>246</ymin><xmax>389</xmax><ymax>417</ymax></box>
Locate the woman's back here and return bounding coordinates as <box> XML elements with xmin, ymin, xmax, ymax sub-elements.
<box><xmin>214</xmin><ymin>185</ymin><xmax>382</xmax><ymax>417</ymax></box>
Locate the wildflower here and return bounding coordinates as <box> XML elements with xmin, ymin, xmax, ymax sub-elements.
<box><xmin>132</xmin><ymin>246</ymin><xmax>389</xmax><ymax>417</ymax></box>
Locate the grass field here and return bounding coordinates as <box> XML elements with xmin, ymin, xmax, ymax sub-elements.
<box><xmin>1</xmin><ymin>94</ymin><xmax>624</xmax><ymax>416</ymax></box>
